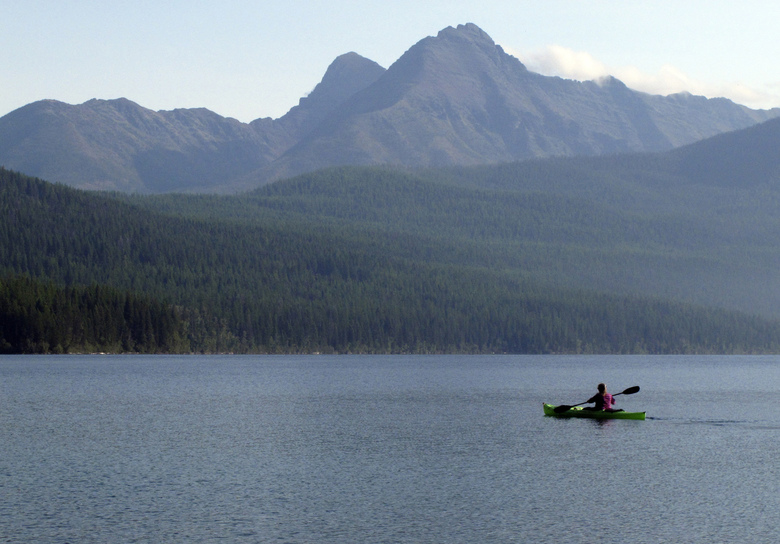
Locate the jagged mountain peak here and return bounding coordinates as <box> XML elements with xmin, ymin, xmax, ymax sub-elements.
<box><xmin>395</xmin><ymin>22</ymin><xmax>527</xmax><ymax>78</ymax></box>
<box><xmin>435</xmin><ymin>22</ymin><xmax>506</xmax><ymax>54</ymax></box>
<box><xmin>322</xmin><ymin>52</ymin><xmax>384</xmax><ymax>82</ymax></box>
<box><xmin>335</xmin><ymin>22</ymin><xmax>527</xmax><ymax>119</ymax></box>
<box><xmin>298</xmin><ymin>52</ymin><xmax>385</xmax><ymax>110</ymax></box>
<box><xmin>439</xmin><ymin>22</ymin><xmax>490</xmax><ymax>38</ymax></box>
<box><xmin>83</xmin><ymin>97</ymin><xmax>140</xmax><ymax>108</ymax></box>
<box><xmin>272</xmin><ymin>52</ymin><xmax>385</xmax><ymax>141</ymax></box>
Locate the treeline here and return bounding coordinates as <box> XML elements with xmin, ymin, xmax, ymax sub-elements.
<box><xmin>5</xmin><ymin>166</ymin><xmax>780</xmax><ymax>354</ymax></box>
<box><xmin>5</xmin><ymin>269</ymin><xmax>780</xmax><ymax>355</ymax></box>
<box><xmin>0</xmin><ymin>274</ymin><xmax>186</xmax><ymax>354</ymax></box>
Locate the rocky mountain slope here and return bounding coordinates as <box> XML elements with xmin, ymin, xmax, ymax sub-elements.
<box><xmin>1</xmin><ymin>23</ymin><xmax>777</xmax><ymax>193</ymax></box>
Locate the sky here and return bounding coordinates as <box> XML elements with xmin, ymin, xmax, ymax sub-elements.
<box><xmin>3</xmin><ymin>0</ymin><xmax>780</xmax><ymax>123</ymax></box>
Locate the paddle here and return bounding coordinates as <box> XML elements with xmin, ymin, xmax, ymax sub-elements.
<box><xmin>553</xmin><ymin>385</ymin><xmax>640</xmax><ymax>413</ymax></box>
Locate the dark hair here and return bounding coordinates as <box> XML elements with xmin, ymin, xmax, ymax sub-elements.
<box><xmin>597</xmin><ymin>383</ymin><xmax>606</xmax><ymax>393</ymax></box>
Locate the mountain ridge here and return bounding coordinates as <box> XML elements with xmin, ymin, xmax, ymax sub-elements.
<box><xmin>1</xmin><ymin>23</ymin><xmax>777</xmax><ymax>193</ymax></box>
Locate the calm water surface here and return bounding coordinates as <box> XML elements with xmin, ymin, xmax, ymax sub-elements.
<box><xmin>2</xmin><ymin>355</ymin><xmax>780</xmax><ymax>543</ymax></box>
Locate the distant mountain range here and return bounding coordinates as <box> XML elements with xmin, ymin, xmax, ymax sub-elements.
<box><xmin>1</xmin><ymin>23</ymin><xmax>778</xmax><ymax>193</ymax></box>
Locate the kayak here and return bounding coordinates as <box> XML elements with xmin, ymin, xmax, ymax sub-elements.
<box><xmin>543</xmin><ymin>403</ymin><xmax>646</xmax><ymax>420</ymax></box>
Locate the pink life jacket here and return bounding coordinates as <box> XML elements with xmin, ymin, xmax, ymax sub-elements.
<box><xmin>592</xmin><ymin>392</ymin><xmax>615</xmax><ymax>410</ymax></box>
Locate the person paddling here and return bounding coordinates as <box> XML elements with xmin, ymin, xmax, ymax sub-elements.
<box><xmin>583</xmin><ymin>383</ymin><xmax>623</xmax><ymax>412</ymax></box>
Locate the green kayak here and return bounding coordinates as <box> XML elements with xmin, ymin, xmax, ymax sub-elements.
<box><xmin>544</xmin><ymin>403</ymin><xmax>646</xmax><ymax>420</ymax></box>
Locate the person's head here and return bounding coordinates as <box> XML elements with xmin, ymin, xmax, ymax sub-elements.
<box><xmin>597</xmin><ymin>383</ymin><xmax>606</xmax><ymax>394</ymax></box>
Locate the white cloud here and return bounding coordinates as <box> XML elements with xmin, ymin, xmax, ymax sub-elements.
<box><xmin>505</xmin><ymin>44</ymin><xmax>780</xmax><ymax>111</ymax></box>
<box><xmin>517</xmin><ymin>45</ymin><xmax>609</xmax><ymax>82</ymax></box>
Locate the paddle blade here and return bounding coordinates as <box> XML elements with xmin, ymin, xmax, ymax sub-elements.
<box><xmin>620</xmin><ymin>385</ymin><xmax>640</xmax><ymax>395</ymax></box>
<box><xmin>553</xmin><ymin>404</ymin><xmax>574</xmax><ymax>413</ymax></box>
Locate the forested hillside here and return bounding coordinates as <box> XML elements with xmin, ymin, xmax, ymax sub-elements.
<box><xmin>0</xmin><ymin>275</ymin><xmax>186</xmax><ymax>354</ymax></box>
<box><xmin>131</xmin><ymin>153</ymin><xmax>780</xmax><ymax>319</ymax></box>
<box><xmin>4</xmin><ymin>166</ymin><xmax>780</xmax><ymax>354</ymax></box>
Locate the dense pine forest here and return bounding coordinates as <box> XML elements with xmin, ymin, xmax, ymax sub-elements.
<box><xmin>0</xmin><ymin>275</ymin><xmax>185</xmax><ymax>353</ymax></box>
<box><xmin>4</xmin><ymin>165</ymin><xmax>780</xmax><ymax>354</ymax></box>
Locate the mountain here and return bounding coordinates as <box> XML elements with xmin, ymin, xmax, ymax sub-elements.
<box><xmin>264</xmin><ymin>52</ymin><xmax>386</xmax><ymax>145</ymax></box>
<box><xmin>0</xmin><ymin>53</ymin><xmax>385</xmax><ymax>193</ymax></box>
<box><xmin>1</xmin><ymin>23</ymin><xmax>778</xmax><ymax>193</ymax></box>
<box><xmin>665</xmin><ymin>116</ymin><xmax>780</xmax><ymax>188</ymax></box>
<box><xmin>257</xmin><ymin>24</ymin><xmax>777</xmax><ymax>184</ymax></box>
<box><xmin>0</xmin><ymin>98</ymin><xmax>275</xmax><ymax>193</ymax></box>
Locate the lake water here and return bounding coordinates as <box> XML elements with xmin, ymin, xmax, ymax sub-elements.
<box><xmin>2</xmin><ymin>355</ymin><xmax>780</xmax><ymax>543</ymax></box>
